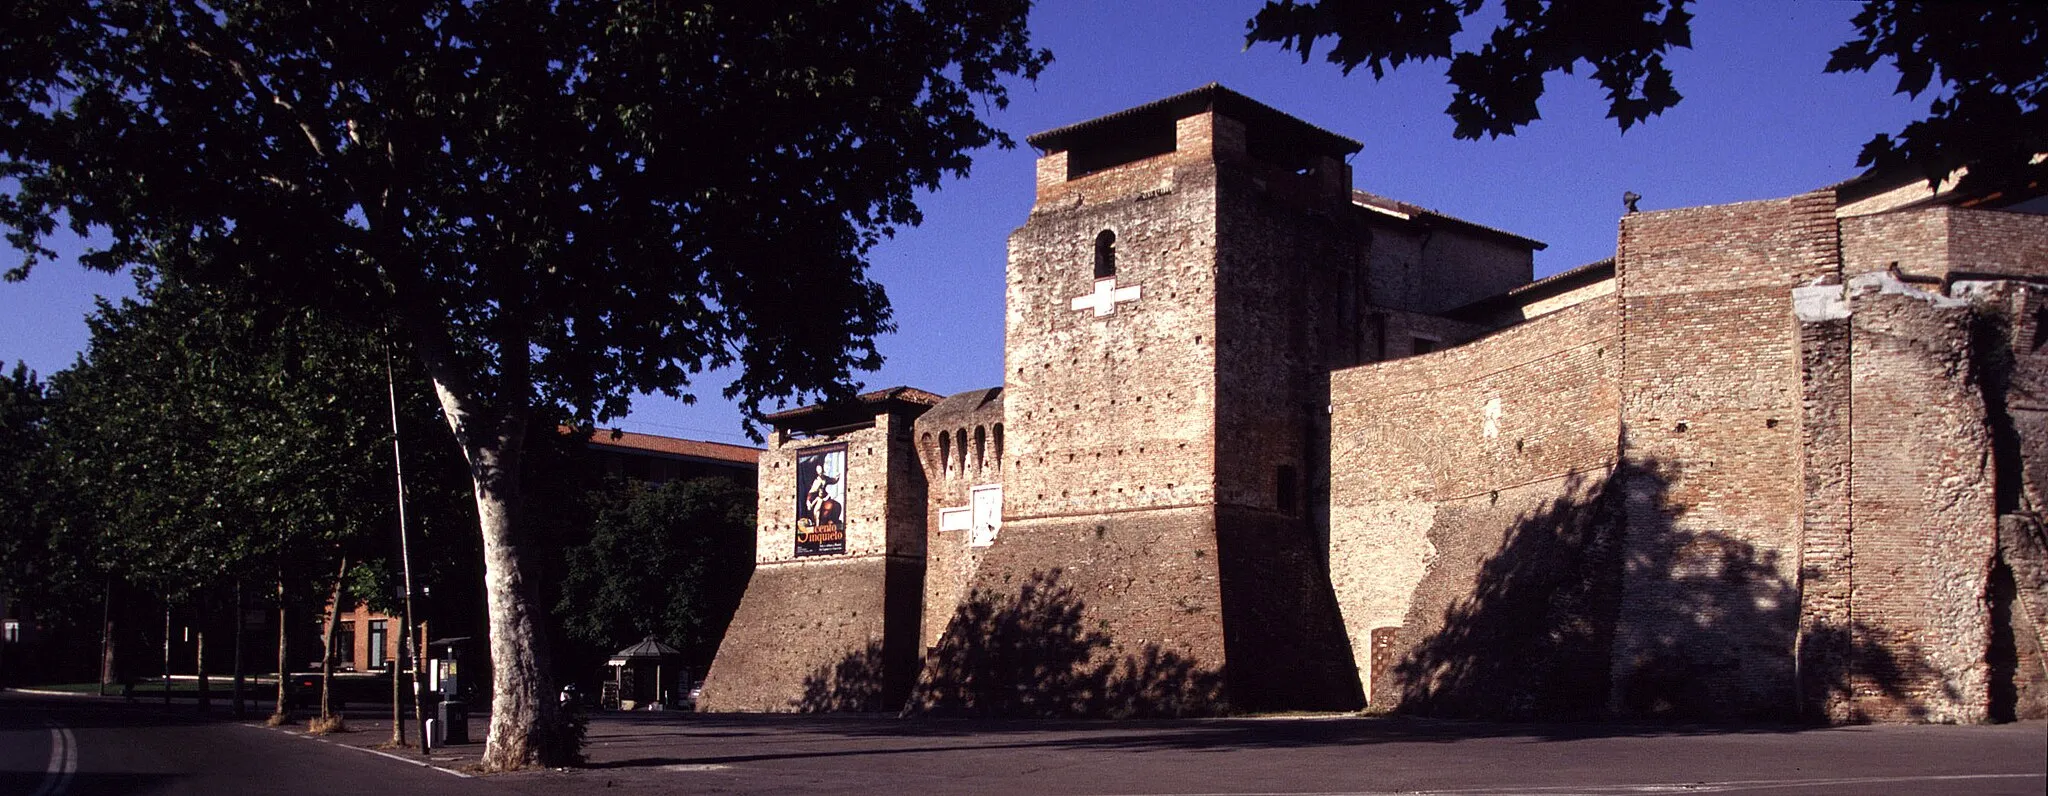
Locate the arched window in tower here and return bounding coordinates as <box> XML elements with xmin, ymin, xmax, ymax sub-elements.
<box><xmin>937</xmin><ymin>432</ymin><xmax>950</xmax><ymax>477</ymax></box>
<box><xmin>992</xmin><ymin>424</ymin><xmax>1004</xmax><ymax>471</ymax></box>
<box><xmin>1094</xmin><ymin>229</ymin><xmax>1117</xmax><ymax>279</ymax></box>
<box><xmin>955</xmin><ymin>429</ymin><xmax>968</xmax><ymax>474</ymax></box>
<box><xmin>974</xmin><ymin>426</ymin><xmax>987</xmax><ymax>473</ymax></box>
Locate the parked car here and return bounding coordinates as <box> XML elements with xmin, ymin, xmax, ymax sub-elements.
<box><xmin>289</xmin><ymin>673</ymin><xmax>341</xmax><ymax>710</ymax></box>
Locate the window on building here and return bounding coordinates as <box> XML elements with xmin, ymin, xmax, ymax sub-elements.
<box><xmin>1411</xmin><ymin>336</ymin><xmax>1440</xmax><ymax>355</ymax></box>
<box><xmin>1094</xmin><ymin>230</ymin><xmax>1117</xmax><ymax>279</ymax></box>
<box><xmin>955</xmin><ymin>429</ymin><xmax>968</xmax><ymax>473</ymax></box>
<box><xmin>334</xmin><ymin>621</ymin><xmax>356</xmax><ymax>671</ymax></box>
<box><xmin>1277</xmin><ymin>465</ymin><xmax>1298</xmax><ymax>515</ymax></box>
<box><xmin>938</xmin><ymin>431</ymin><xmax>951</xmax><ymax>477</ymax></box>
<box><xmin>3</xmin><ymin>620</ymin><xmax>19</xmax><ymax>643</ymax></box>
<box><xmin>974</xmin><ymin>426</ymin><xmax>987</xmax><ymax>473</ymax></box>
<box><xmin>992</xmin><ymin>424</ymin><xmax>1004</xmax><ymax>471</ymax></box>
<box><xmin>368</xmin><ymin>620</ymin><xmax>388</xmax><ymax>669</ymax></box>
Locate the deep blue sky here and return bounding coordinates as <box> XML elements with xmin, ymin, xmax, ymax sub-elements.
<box><xmin>2</xmin><ymin>1</ymin><xmax>1923</xmax><ymax>446</ymax></box>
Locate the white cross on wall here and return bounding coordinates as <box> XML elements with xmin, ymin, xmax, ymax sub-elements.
<box><xmin>1071</xmin><ymin>277</ymin><xmax>1142</xmax><ymax>317</ymax></box>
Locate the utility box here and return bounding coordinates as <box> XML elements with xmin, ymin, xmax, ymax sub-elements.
<box><xmin>431</xmin><ymin>658</ymin><xmax>460</xmax><ymax>697</ymax></box>
<box><xmin>438</xmin><ymin>699</ymin><xmax>468</xmax><ymax>744</ymax></box>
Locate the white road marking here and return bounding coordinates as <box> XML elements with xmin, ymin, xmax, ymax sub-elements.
<box><xmin>29</xmin><ymin>723</ymin><xmax>78</xmax><ymax>796</ymax></box>
<box><xmin>1089</xmin><ymin>772</ymin><xmax>2047</xmax><ymax>796</ymax></box>
<box><xmin>241</xmin><ymin>723</ymin><xmax>473</xmax><ymax>778</ymax></box>
<box><xmin>662</xmin><ymin>763</ymin><xmax>732</xmax><ymax>772</ymax></box>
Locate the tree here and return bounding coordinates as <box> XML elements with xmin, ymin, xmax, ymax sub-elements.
<box><xmin>48</xmin><ymin>278</ymin><xmax>388</xmax><ymax>599</ymax></box>
<box><xmin>0</xmin><ymin>360</ymin><xmax>99</xmax><ymax>682</ymax></box>
<box><xmin>0</xmin><ymin>363</ymin><xmax>59</xmax><ymax>607</ymax></box>
<box><xmin>42</xmin><ymin>274</ymin><xmax>473</xmax><ymax>722</ymax></box>
<box><xmin>555</xmin><ymin>476</ymin><xmax>755</xmax><ymax>673</ymax></box>
<box><xmin>2</xmin><ymin>1</ymin><xmax>1046</xmax><ymax>769</ymax></box>
<box><xmin>1245</xmin><ymin>0</ymin><xmax>2047</xmax><ymax>194</ymax></box>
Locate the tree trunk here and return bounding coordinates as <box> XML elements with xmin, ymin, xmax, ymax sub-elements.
<box><xmin>403</xmin><ymin>294</ymin><xmax>569</xmax><ymax>769</ymax></box>
<box><xmin>471</xmin><ymin>441</ymin><xmax>565</xmax><ymax>770</ymax></box>
<box><xmin>162</xmin><ymin>601</ymin><xmax>172</xmax><ymax>706</ymax></box>
<box><xmin>98</xmin><ymin>578</ymin><xmax>113</xmax><ymax>697</ymax></box>
<box><xmin>390</xmin><ymin>626</ymin><xmax>405</xmax><ymax>746</ymax></box>
<box><xmin>195</xmin><ymin>619</ymin><xmax>209</xmax><ymax>715</ymax></box>
<box><xmin>232</xmin><ymin>581</ymin><xmax>245</xmax><ymax>719</ymax></box>
<box><xmin>415</xmin><ymin>355</ymin><xmax>568</xmax><ymax>769</ymax></box>
<box><xmin>274</xmin><ymin>576</ymin><xmax>289</xmax><ymax>720</ymax></box>
<box><xmin>320</xmin><ymin>556</ymin><xmax>349</xmax><ymax>721</ymax></box>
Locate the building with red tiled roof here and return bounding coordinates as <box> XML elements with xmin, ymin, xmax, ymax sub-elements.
<box><xmin>583</xmin><ymin>428</ymin><xmax>761</xmax><ymax>484</ymax></box>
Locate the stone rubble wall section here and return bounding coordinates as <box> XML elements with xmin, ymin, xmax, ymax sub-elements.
<box><xmin>699</xmin><ymin>411</ymin><xmax>926</xmax><ymax>712</ymax></box>
<box><xmin>1328</xmin><ymin>293</ymin><xmax>1622</xmax><ymax>712</ymax></box>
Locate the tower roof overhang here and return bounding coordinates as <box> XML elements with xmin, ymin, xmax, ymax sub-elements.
<box><xmin>1027</xmin><ymin>83</ymin><xmax>1362</xmax><ymax>161</ymax></box>
<box><xmin>766</xmin><ymin>386</ymin><xmax>944</xmax><ymax>436</ymax></box>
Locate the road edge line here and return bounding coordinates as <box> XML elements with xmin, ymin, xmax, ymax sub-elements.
<box><xmin>241</xmin><ymin>723</ymin><xmax>473</xmax><ymax>779</ymax></box>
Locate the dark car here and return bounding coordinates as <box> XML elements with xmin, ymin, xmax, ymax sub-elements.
<box><xmin>288</xmin><ymin>673</ymin><xmax>341</xmax><ymax>710</ymax></box>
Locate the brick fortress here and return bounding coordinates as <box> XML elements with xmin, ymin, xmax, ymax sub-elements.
<box><xmin>700</xmin><ymin>86</ymin><xmax>2048</xmax><ymax>723</ymax></box>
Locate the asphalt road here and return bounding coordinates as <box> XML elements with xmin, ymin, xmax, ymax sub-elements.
<box><xmin>0</xmin><ymin>692</ymin><xmax>490</xmax><ymax>795</ymax></box>
<box><xmin>4</xmin><ymin>691</ymin><xmax>2044</xmax><ymax>795</ymax></box>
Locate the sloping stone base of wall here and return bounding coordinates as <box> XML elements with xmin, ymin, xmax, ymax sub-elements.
<box><xmin>908</xmin><ymin>507</ymin><xmax>1229</xmax><ymax>717</ymax></box>
<box><xmin>1215</xmin><ymin>507</ymin><xmax>1365</xmax><ymax>712</ymax></box>
<box><xmin>699</xmin><ymin>557</ymin><xmax>907</xmax><ymax>713</ymax></box>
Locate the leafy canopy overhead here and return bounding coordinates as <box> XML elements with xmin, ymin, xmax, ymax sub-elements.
<box><xmin>42</xmin><ymin>276</ymin><xmax>419</xmax><ymax>601</ymax></box>
<box><xmin>1</xmin><ymin>0</ymin><xmax>1050</xmax><ymax>428</ymax></box>
<box><xmin>1248</xmin><ymin>0</ymin><xmax>1695</xmax><ymax>139</ymax></box>
<box><xmin>1246</xmin><ymin>0</ymin><xmax>2046</xmax><ymax>194</ymax></box>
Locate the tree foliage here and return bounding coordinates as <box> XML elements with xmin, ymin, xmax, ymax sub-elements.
<box><xmin>1</xmin><ymin>0</ymin><xmax>1048</xmax><ymax>425</ymax></box>
<box><xmin>0</xmin><ymin>362</ymin><xmax>91</xmax><ymax>618</ymax></box>
<box><xmin>1246</xmin><ymin>0</ymin><xmax>2046</xmax><ymax>193</ymax></box>
<box><xmin>1248</xmin><ymin>0</ymin><xmax>1694</xmax><ymax>138</ymax></box>
<box><xmin>2</xmin><ymin>0</ymin><xmax>1046</xmax><ymax>769</ymax></box>
<box><xmin>42</xmin><ymin>276</ymin><xmax>454</xmax><ymax>603</ymax></box>
<box><xmin>555</xmin><ymin>475</ymin><xmax>755</xmax><ymax>666</ymax></box>
<box><xmin>1825</xmin><ymin>1</ymin><xmax>2048</xmax><ymax>193</ymax></box>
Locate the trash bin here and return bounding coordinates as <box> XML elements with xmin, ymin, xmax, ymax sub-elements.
<box><xmin>438</xmin><ymin>699</ymin><xmax>468</xmax><ymax>745</ymax></box>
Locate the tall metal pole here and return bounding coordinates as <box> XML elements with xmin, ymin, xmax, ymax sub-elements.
<box><xmin>386</xmin><ymin>348</ymin><xmax>426</xmax><ymax>751</ymax></box>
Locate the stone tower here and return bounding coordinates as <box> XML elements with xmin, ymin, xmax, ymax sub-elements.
<box><xmin>915</xmin><ymin>86</ymin><xmax>1371</xmax><ymax>713</ymax></box>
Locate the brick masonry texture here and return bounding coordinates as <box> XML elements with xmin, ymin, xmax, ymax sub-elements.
<box><xmin>703</xmin><ymin>87</ymin><xmax>2048</xmax><ymax>723</ymax></box>
<box><xmin>700</xmin><ymin>408</ymin><xmax>926</xmax><ymax>712</ymax></box>
<box><xmin>913</xmin><ymin>388</ymin><xmax>1005</xmax><ymax>650</ymax></box>
<box><xmin>1605</xmin><ymin>193</ymin><xmax>1838</xmax><ymax>719</ymax></box>
<box><xmin>1329</xmin><ymin>294</ymin><xmax>1622</xmax><ymax>713</ymax></box>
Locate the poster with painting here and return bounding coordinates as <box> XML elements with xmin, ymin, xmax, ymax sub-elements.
<box><xmin>794</xmin><ymin>444</ymin><xmax>847</xmax><ymax>557</ymax></box>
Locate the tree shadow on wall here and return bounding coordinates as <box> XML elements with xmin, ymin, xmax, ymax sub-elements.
<box><xmin>1796</xmin><ymin>620</ymin><xmax>1960</xmax><ymax>723</ymax></box>
<box><xmin>904</xmin><ymin>568</ymin><xmax>1225</xmax><ymax>718</ymax></box>
<box><xmin>794</xmin><ymin>638</ymin><xmax>892</xmax><ymax>713</ymax></box>
<box><xmin>1391</xmin><ymin>458</ymin><xmax>1955</xmax><ymax>723</ymax></box>
<box><xmin>1388</xmin><ymin>468</ymin><xmax>1627</xmax><ymax>719</ymax></box>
